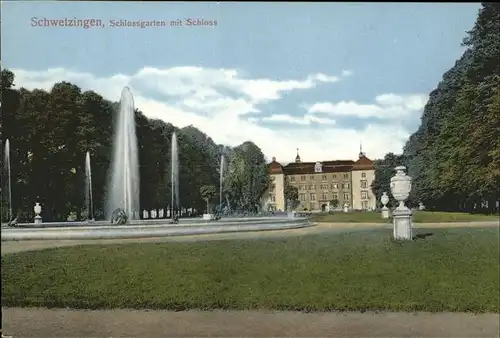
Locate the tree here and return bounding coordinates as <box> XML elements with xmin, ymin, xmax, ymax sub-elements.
<box><xmin>371</xmin><ymin>153</ymin><xmax>407</xmax><ymax>207</ymax></box>
<box><xmin>1</xmin><ymin>69</ymin><xmax>15</xmax><ymax>89</ymax></box>
<box><xmin>401</xmin><ymin>3</ymin><xmax>499</xmax><ymax>213</ymax></box>
<box><xmin>284</xmin><ymin>182</ymin><xmax>299</xmax><ymax>210</ymax></box>
<box><xmin>224</xmin><ymin>141</ymin><xmax>269</xmax><ymax>212</ymax></box>
<box><xmin>2</xmin><ymin>68</ymin><xmax>272</xmax><ymax>221</ymax></box>
<box><xmin>329</xmin><ymin>199</ymin><xmax>339</xmax><ymax>209</ymax></box>
<box><xmin>200</xmin><ymin>185</ymin><xmax>216</xmax><ymax>214</ymax></box>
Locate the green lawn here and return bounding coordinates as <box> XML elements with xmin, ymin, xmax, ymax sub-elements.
<box><xmin>311</xmin><ymin>211</ymin><xmax>499</xmax><ymax>223</ymax></box>
<box><xmin>2</xmin><ymin>227</ymin><xmax>499</xmax><ymax>312</ymax></box>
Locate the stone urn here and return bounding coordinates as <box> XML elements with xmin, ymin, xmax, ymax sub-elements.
<box><xmin>380</xmin><ymin>192</ymin><xmax>390</xmax><ymax>219</ymax></box>
<box><xmin>390</xmin><ymin>166</ymin><xmax>412</xmax><ymax>211</ymax></box>
<box><xmin>34</xmin><ymin>202</ymin><xmax>42</xmax><ymax>224</ymax></box>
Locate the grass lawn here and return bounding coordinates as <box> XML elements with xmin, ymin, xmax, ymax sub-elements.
<box><xmin>311</xmin><ymin>211</ymin><xmax>499</xmax><ymax>223</ymax></box>
<box><xmin>2</xmin><ymin>227</ymin><xmax>499</xmax><ymax>312</ymax></box>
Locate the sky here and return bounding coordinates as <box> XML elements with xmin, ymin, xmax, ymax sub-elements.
<box><xmin>2</xmin><ymin>2</ymin><xmax>481</xmax><ymax>163</ymax></box>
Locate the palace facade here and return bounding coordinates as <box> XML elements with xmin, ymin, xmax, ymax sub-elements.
<box><xmin>262</xmin><ymin>149</ymin><xmax>376</xmax><ymax>212</ymax></box>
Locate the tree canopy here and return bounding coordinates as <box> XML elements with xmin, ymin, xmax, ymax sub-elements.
<box><xmin>1</xmin><ymin>70</ymin><xmax>269</xmax><ymax>221</ymax></box>
<box><xmin>373</xmin><ymin>3</ymin><xmax>499</xmax><ymax>213</ymax></box>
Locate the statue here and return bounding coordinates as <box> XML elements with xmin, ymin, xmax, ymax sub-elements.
<box><xmin>110</xmin><ymin>208</ymin><xmax>128</xmax><ymax>225</ymax></box>
<box><xmin>170</xmin><ymin>214</ymin><xmax>179</xmax><ymax>224</ymax></box>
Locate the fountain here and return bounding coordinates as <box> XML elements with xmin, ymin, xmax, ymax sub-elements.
<box><xmin>1</xmin><ymin>89</ymin><xmax>312</xmax><ymax>239</ymax></box>
<box><xmin>84</xmin><ymin>151</ymin><xmax>94</xmax><ymax>221</ymax></box>
<box><xmin>3</xmin><ymin>139</ymin><xmax>13</xmax><ymax>222</ymax></box>
<box><xmin>106</xmin><ymin>87</ymin><xmax>140</xmax><ymax>220</ymax></box>
<box><xmin>219</xmin><ymin>149</ymin><xmax>226</xmax><ymax>206</ymax></box>
<box><xmin>171</xmin><ymin>131</ymin><xmax>179</xmax><ymax>218</ymax></box>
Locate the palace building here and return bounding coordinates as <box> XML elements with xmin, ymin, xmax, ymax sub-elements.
<box><xmin>262</xmin><ymin>147</ymin><xmax>376</xmax><ymax>212</ymax></box>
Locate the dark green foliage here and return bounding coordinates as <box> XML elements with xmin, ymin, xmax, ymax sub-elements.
<box><xmin>393</xmin><ymin>3</ymin><xmax>500</xmax><ymax>212</ymax></box>
<box><xmin>371</xmin><ymin>153</ymin><xmax>407</xmax><ymax>208</ymax></box>
<box><xmin>284</xmin><ymin>180</ymin><xmax>299</xmax><ymax>210</ymax></box>
<box><xmin>224</xmin><ymin>141</ymin><xmax>269</xmax><ymax>212</ymax></box>
<box><xmin>1</xmin><ymin>74</ymin><xmax>269</xmax><ymax>221</ymax></box>
<box><xmin>200</xmin><ymin>185</ymin><xmax>217</xmax><ymax>213</ymax></box>
<box><xmin>2</xmin><ymin>228</ymin><xmax>498</xmax><ymax>312</ymax></box>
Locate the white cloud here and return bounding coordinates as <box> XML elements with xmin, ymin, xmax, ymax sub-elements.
<box><xmin>11</xmin><ymin>66</ymin><xmax>426</xmax><ymax>162</ymax></box>
<box><xmin>261</xmin><ymin>113</ymin><xmax>336</xmax><ymax>125</ymax></box>
<box><xmin>306</xmin><ymin>93</ymin><xmax>428</xmax><ymax>119</ymax></box>
<box><xmin>341</xmin><ymin>70</ymin><xmax>353</xmax><ymax>77</ymax></box>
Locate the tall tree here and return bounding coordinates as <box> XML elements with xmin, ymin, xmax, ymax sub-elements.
<box><xmin>224</xmin><ymin>141</ymin><xmax>269</xmax><ymax>212</ymax></box>
<box><xmin>403</xmin><ymin>3</ymin><xmax>500</xmax><ymax>212</ymax></box>
<box><xmin>1</xmin><ymin>69</ymin><xmax>270</xmax><ymax>221</ymax></box>
<box><xmin>371</xmin><ymin>153</ymin><xmax>407</xmax><ymax>207</ymax></box>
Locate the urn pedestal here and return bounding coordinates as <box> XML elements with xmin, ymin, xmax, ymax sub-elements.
<box><xmin>393</xmin><ymin>208</ymin><xmax>413</xmax><ymax>240</ymax></box>
<box><xmin>202</xmin><ymin>213</ymin><xmax>215</xmax><ymax>221</ymax></box>
<box><xmin>390</xmin><ymin>166</ymin><xmax>413</xmax><ymax>240</ymax></box>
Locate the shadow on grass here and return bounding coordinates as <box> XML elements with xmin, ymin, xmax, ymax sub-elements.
<box><xmin>413</xmin><ymin>232</ymin><xmax>434</xmax><ymax>240</ymax></box>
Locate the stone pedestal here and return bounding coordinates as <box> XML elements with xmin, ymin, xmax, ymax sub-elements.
<box><xmin>381</xmin><ymin>207</ymin><xmax>390</xmax><ymax>219</ymax></box>
<box><xmin>202</xmin><ymin>213</ymin><xmax>215</xmax><ymax>221</ymax></box>
<box><xmin>34</xmin><ymin>215</ymin><xmax>42</xmax><ymax>224</ymax></box>
<box><xmin>393</xmin><ymin>208</ymin><xmax>412</xmax><ymax>240</ymax></box>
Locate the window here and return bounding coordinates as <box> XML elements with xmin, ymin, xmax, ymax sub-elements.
<box><xmin>361</xmin><ymin>191</ymin><xmax>368</xmax><ymax>199</ymax></box>
<box><xmin>300</xmin><ymin>175</ymin><xmax>306</xmax><ymax>181</ymax></box>
<box><xmin>271</xmin><ymin>195</ymin><xmax>276</xmax><ymax>202</ymax></box>
<box><xmin>299</xmin><ymin>193</ymin><xmax>306</xmax><ymax>201</ymax></box>
<box><xmin>290</xmin><ymin>176</ymin><xmax>296</xmax><ymax>181</ymax></box>
<box><xmin>271</xmin><ymin>184</ymin><xmax>276</xmax><ymax>191</ymax></box>
<box><xmin>310</xmin><ymin>202</ymin><xmax>316</xmax><ymax>210</ymax></box>
<box><xmin>361</xmin><ymin>180</ymin><xmax>368</xmax><ymax>189</ymax></box>
<box><xmin>331</xmin><ymin>183</ymin><xmax>338</xmax><ymax>189</ymax></box>
<box><xmin>322</xmin><ymin>175</ymin><xmax>327</xmax><ymax>181</ymax></box>
<box><xmin>310</xmin><ymin>175</ymin><xmax>315</xmax><ymax>180</ymax></box>
<box><xmin>343</xmin><ymin>193</ymin><xmax>350</xmax><ymax>200</ymax></box>
<box><xmin>321</xmin><ymin>183</ymin><xmax>328</xmax><ymax>190</ymax></box>
<box><xmin>332</xmin><ymin>193</ymin><xmax>338</xmax><ymax>200</ymax></box>
<box><xmin>361</xmin><ymin>172</ymin><xmax>366</xmax><ymax>178</ymax></box>
<box><xmin>332</xmin><ymin>174</ymin><xmax>337</xmax><ymax>179</ymax></box>
<box><xmin>310</xmin><ymin>193</ymin><xmax>316</xmax><ymax>201</ymax></box>
<box><xmin>343</xmin><ymin>183</ymin><xmax>350</xmax><ymax>189</ymax></box>
<box><xmin>361</xmin><ymin>201</ymin><xmax>368</xmax><ymax>209</ymax></box>
<box><xmin>321</xmin><ymin>193</ymin><xmax>328</xmax><ymax>200</ymax></box>
<box><xmin>344</xmin><ymin>173</ymin><xmax>349</xmax><ymax>179</ymax></box>
<box><xmin>299</xmin><ymin>185</ymin><xmax>305</xmax><ymax>191</ymax></box>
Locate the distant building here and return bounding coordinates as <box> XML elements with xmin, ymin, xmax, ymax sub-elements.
<box><xmin>262</xmin><ymin>148</ymin><xmax>376</xmax><ymax>212</ymax></box>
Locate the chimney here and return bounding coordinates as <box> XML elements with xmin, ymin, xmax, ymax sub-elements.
<box><xmin>272</xmin><ymin>156</ymin><xmax>276</xmax><ymax>162</ymax></box>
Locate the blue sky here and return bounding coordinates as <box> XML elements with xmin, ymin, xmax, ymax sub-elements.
<box><xmin>2</xmin><ymin>2</ymin><xmax>481</xmax><ymax>162</ymax></box>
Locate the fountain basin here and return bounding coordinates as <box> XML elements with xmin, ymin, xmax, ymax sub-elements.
<box><xmin>1</xmin><ymin>217</ymin><xmax>312</xmax><ymax>241</ymax></box>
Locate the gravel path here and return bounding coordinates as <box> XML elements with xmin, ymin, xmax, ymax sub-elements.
<box><xmin>0</xmin><ymin>222</ymin><xmax>373</xmax><ymax>255</ymax></box>
<box><xmin>2</xmin><ymin>221</ymin><xmax>498</xmax><ymax>256</ymax></box>
<box><xmin>2</xmin><ymin>308</ymin><xmax>499</xmax><ymax>337</ymax></box>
